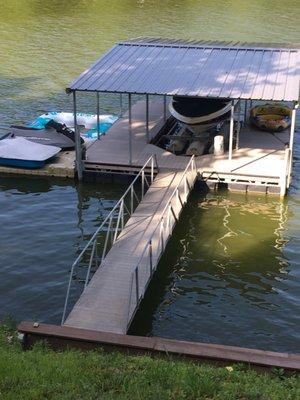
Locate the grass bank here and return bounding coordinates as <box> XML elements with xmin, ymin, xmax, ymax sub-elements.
<box><xmin>0</xmin><ymin>323</ymin><xmax>299</xmax><ymax>400</ymax></box>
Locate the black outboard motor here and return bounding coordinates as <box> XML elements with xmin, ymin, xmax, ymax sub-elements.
<box><xmin>45</xmin><ymin>119</ymin><xmax>84</xmax><ymax>145</ymax></box>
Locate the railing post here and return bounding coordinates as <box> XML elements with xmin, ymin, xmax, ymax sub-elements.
<box><xmin>61</xmin><ymin>261</ymin><xmax>77</xmax><ymax>324</ymax></box>
<box><xmin>160</xmin><ymin>218</ymin><xmax>164</xmax><ymax>250</ymax></box>
<box><xmin>121</xmin><ymin>199</ymin><xmax>124</xmax><ymax>230</ymax></box>
<box><xmin>149</xmin><ymin>240</ymin><xmax>153</xmax><ymax>275</ymax></box>
<box><xmin>135</xmin><ymin>268</ymin><xmax>139</xmax><ymax>305</ymax></box>
<box><xmin>102</xmin><ymin>214</ymin><xmax>113</xmax><ymax>262</ymax></box>
<box><xmin>151</xmin><ymin>156</ymin><xmax>154</xmax><ymax>183</ymax></box>
<box><xmin>142</xmin><ymin>170</ymin><xmax>145</xmax><ymax>199</ymax></box>
<box><xmin>130</xmin><ymin>185</ymin><xmax>134</xmax><ymax>214</ymax></box>
<box><xmin>85</xmin><ymin>240</ymin><xmax>96</xmax><ymax>289</ymax></box>
<box><xmin>167</xmin><ymin>204</ymin><xmax>171</xmax><ymax>236</ymax></box>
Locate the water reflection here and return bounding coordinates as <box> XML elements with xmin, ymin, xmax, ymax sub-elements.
<box><xmin>0</xmin><ymin>176</ymin><xmax>125</xmax><ymax>324</ymax></box>
<box><xmin>131</xmin><ymin>190</ymin><xmax>300</xmax><ymax>353</ymax></box>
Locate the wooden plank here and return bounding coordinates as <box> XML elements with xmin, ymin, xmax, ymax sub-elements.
<box><xmin>18</xmin><ymin>322</ymin><xmax>300</xmax><ymax>371</ymax></box>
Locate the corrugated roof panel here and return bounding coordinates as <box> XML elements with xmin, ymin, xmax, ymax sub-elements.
<box><xmin>121</xmin><ymin>45</ymin><xmax>166</xmax><ymax>92</ymax></box>
<box><xmin>127</xmin><ymin>45</ymin><xmax>180</xmax><ymax>94</ymax></box>
<box><xmin>67</xmin><ymin>39</ymin><xmax>300</xmax><ymax>101</ymax></box>
<box><xmin>180</xmin><ymin>48</ymin><xmax>214</xmax><ymax>96</ymax></box>
<box><xmin>206</xmin><ymin>48</ymin><xmax>241</xmax><ymax>98</ymax></box>
<box><xmin>228</xmin><ymin>49</ymin><xmax>255</xmax><ymax>99</ymax></box>
<box><xmin>261</xmin><ymin>50</ymin><xmax>283</xmax><ymax>100</ymax></box>
<box><xmin>153</xmin><ymin>47</ymin><xmax>194</xmax><ymax>95</ymax></box>
<box><xmin>251</xmin><ymin>50</ymin><xmax>275</xmax><ymax>100</ymax></box>
<box><xmin>164</xmin><ymin>47</ymin><xmax>208</xmax><ymax>95</ymax></box>
<box><xmin>272</xmin><ymin>51</ymin><xmax>292</xmax><ymax>101</ymax></box>
<box><xmin>236</xmin><ymin>50</ymin><xmax>266</xmax><ymax>99</ymax></box>
<box><xmin>283</xmin><ymin>51</ymin><xmax>299</xmax><ymax>101</ymax></box>
<box><xmin>101</xmin><ymin>44</ymin><xmax>153</xmax><ymax>92</ymax></box>
<box><xmin>88</xmin><ymin>45</ymin><xmax>141</xmax><ymax>91</ymax></box>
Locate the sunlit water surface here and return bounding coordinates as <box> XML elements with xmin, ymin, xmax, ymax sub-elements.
<box><xmin>0</xmin><ymin>1</ymin><xmax>299</xmax><ymax>352</ymax></box>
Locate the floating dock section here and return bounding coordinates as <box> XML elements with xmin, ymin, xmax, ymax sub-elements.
<box><xmin>65</xmin><ymin>160</ymin><xmax>197</xmax><ymax>334</ymax></box>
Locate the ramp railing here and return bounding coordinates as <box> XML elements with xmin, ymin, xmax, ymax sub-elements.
<box><xmin>126</xmin><ymin>156</ymin><xmax>197</xmax><ymax>331</ymax></box>
<box><xmin>61</xmin><ymin>155</ymin><xmax>158</xmax><ymax>323</ymax></box>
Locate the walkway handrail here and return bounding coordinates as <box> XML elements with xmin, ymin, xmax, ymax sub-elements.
<box><xmin>126</xmin><ymin>156</ymin><xmax>197</xmax><ymax>330</ymax></box>
<box><xmin>61</xmin><ymin>154</ymin><xmax>158</xmax><ymax>324</ymax></box>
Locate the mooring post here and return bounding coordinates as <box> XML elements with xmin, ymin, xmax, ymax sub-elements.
<box><xmin>73</xmin><ymin>91</ymin><xmax>83</xmax><ymax>181</ymax></box>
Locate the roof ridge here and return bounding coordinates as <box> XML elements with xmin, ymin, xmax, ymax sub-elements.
<box><xmin>119</xmin><ymin>37</ymin><xmax>300</xmax><ymax>51</ymax></box>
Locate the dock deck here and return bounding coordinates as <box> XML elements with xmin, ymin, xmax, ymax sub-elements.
<box><xmin>85</xmin><ymin>100</ymin><xmax>288</xmax><ymax>193</ymax></box>
<box><xmin>65</xmin><ymin>163</ymin><xmax>197</xmax><ymax>334</ymax></box>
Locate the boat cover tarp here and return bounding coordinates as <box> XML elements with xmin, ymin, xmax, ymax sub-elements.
<box><xmin>0</xmin><ymin>136</ymin><xmax>61</xmax><ymax>161</ymax></box>
<box><xmin>10</xmin><ymin>126</ymin><xmax>75</xmax><ymax>149</ymax></box>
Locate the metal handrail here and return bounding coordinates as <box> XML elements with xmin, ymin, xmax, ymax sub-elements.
<box><xmin>126</xmin><ymin>155</ymin><xmax>197</xmax><ymax>330</ymax></box>
<box><xmin>61</xmin><ymin>154</ymin><xmax>158</xmax><ymax>324</ymax></box>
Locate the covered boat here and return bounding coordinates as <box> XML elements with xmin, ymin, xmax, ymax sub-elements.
<box><xmin>9</xmin><ymin>122</ymin><xmax>78</xmax><ymax>150</ymax></box>
<box><xmin>0</xmin><ymin>135</ymin><xmax>61</xmax><ymax>169</ymax></box>
<box><xmin>169</xmin><ymin>96</ymin><xmax>231</xmax><ymax>134</ymax></box>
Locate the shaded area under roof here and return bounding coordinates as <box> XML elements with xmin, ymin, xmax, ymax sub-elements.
<box><xmin>67</xmin><ymin>38</ymin><xmax>300</xmax><ymax>101</ymax></box>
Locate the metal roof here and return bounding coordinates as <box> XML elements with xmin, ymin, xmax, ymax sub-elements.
<box><xmin>67</xmin><ymin>38</ymin><xmax>300</xmax><ymax>101</ymax></box>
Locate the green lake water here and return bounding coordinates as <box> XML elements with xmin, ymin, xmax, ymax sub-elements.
<box><xmin>0</xmin><ymin>1</ymin><xmax>299</xmax><ymax>352</ymax></box>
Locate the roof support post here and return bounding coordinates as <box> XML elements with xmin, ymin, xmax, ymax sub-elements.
<box><xmin>146</xmin><ymin>94</ymin><xmax>149</xmax><ymax>143</ymax></box>
<box><xmin>236</xmin><ymin>100</ymin><xmax>241</xmax><ymax>150</ymax></box>
<box><xmin>228</xmin><ymin>100</ymin><xmax>235</xmax><ymax>160</ymax></box>
<box><xmin>119</xmin><ymin>93</ymin><xmax>123</xmax><ymax>117</ymax></box>
<box><xmin>73</xmin><ymin>91</ymin><xmax>83</xmax><ymax>181</ymax></box>
<box><xmin>287</xmin><ymin>102</ymin><xmax>299</xmax><ymax>187</ymax></box>
<box><xmin>163</xmin><ymin>95</ymin><xmax>167</xmax><ymax>122</ymax></box>
<box><xmin>96</xmin><ymin>92</ymin><xmax>100</xmax><ymax>140</ymax></box>
<box><xmin>244</xmin><ymin>100</ymin><xmax>248</xmax><ymax>122</ymax></box>
<box><xmin>128</xmin><ymin>93</ymin><xmax>132</xmax><ymax>165</ymax></box>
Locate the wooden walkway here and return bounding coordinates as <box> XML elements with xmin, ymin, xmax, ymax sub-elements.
<box><xmin>65</xmin><ymin>164</ymin><xmax>197</xmax><ymax>334</ymax></box>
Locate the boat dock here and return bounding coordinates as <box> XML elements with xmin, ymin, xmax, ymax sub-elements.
<box><xmin>84</xmin><ymin>99</ymin><xmax>290</xmax><ymax>194</ymax></box>
<box><xmin>59</xmin><ymin>38</ymin><xmax>299</xmax><ymax>337</ymax></box>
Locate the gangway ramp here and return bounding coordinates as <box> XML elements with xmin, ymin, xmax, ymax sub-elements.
<box><xmin>64</xmin><ymin>157</ymin><xmax>197</xmax><ymax>334</ymax></box>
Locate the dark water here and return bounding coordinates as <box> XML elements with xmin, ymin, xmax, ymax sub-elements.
<box><xmin>1</xmin><ymin>1</ymin><xmax>300</xmax><ymax>352</ymax></box>
<box><xmin>0</xmin><ymin>176</ymin><xmax>126</xmax><ymax>323</ymax></box>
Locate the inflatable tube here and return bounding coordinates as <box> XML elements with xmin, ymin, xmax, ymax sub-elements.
<box><xmin>27</xmin><ymin>112</ymin><xmax>118</xmax><ymax>138</ymax></box>
<box><xmin>250</xmin><ymin>104</ymin><xmax>291</xmax><ymax>132</ymax></box>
